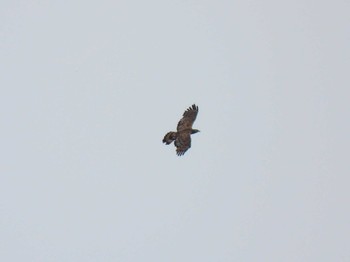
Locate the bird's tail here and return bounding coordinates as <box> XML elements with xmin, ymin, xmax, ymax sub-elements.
<box><xmin>162</xmin><ymin>132</ymin><xmax>177</xmax><ymax>145</ymax></box>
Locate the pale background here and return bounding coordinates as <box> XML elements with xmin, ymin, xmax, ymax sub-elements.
<box><xmin>1</xmin><ymin>1</ymin><xmax>349</xmax><ymax>261</ymax></box>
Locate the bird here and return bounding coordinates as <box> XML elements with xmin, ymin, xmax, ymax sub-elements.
<box><xmin>162</xmin><ymin>104</ymin><xmax>200</xmax><ymax>156</ymax></box>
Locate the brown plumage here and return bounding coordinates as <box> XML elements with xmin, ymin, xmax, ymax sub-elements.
<box><xmin>162</xmin><ymin>104</ymin><xmax>200</xmax><ymax>156</ymax></box>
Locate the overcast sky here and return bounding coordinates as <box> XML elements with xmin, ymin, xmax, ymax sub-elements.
<box><xmin>1</xmin><ymin>1</ymin><xmax>349</xmax><ymax>261</ymax></box>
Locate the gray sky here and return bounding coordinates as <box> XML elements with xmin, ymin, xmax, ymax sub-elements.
<box><xmin>1</xmin><ymin>1</ymin><xmax>349</xmax><ymax>261</ymax></box>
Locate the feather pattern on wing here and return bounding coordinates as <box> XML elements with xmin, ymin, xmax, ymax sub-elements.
<box><xmin>175</xmin><ymin>131</ymin><xmax>192</xmax><ymax>156</ymax></box>
<box><xmin>177</xmin><ymin>104</ymin><xmax>199</xmax><ymax>132</ymax></box>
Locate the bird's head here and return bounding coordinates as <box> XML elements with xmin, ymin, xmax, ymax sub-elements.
<box><xmin>191</xmin><ymin>129</ymin><xmax>200</xmax><ymax>134</ymax></box>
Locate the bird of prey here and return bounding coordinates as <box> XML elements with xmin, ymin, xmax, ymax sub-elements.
<box><xmin>162</xmin><ymin>104</ymin><xmax>200</xmax><ymax>156</ymax></box>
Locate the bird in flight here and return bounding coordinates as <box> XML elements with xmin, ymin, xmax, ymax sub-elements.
<box><xmin>162</xmin><ymin>104</ymin><xmax>200</xmax><ymax>156</ymax></box>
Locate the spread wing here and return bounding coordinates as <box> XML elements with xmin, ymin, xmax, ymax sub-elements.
<box><xmin>175</xmin><ymin>131</ymin><xmax>192</xmax><ymax>156</ymax></box>
<box><xmin>177</xmin><ymin>104</ymin><xmax>199</xmax><ymax>132</ymax></box>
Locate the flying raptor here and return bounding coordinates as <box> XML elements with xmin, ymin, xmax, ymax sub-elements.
<box><xmin>162</xmin><ymin>104</ymin><xmax>200</xmax><ymax>156</ymax></box>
